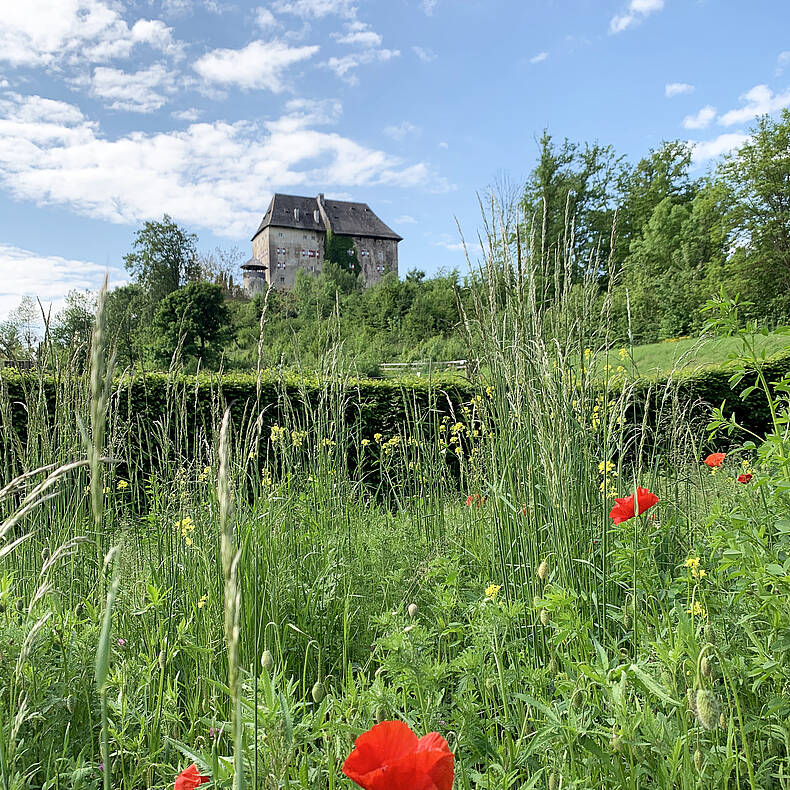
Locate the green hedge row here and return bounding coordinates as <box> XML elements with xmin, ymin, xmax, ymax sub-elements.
<box><xmin>2</xmin><ymin>351</ymin><xmax>789</xmax><ymax>466</ymax></box>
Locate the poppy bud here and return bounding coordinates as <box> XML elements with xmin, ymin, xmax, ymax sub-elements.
<box><xmin>700</xmin><ymin>656</ymin><xmax>713</xmax><ymax>679</ymax></box>
<box><xmin>15</xmin><ymin>599</ymin><xmax>24</xmax><ymax>613</ymax></box>
<box><xmin>693</xmin><ymin>748</ymin><xmax>704</xmax><ymax>773</ymax></box>
<box><xmin>610</xmin><ymin>729</ymin><xmax>623</xmax><ymax>753</ymax></box>
<box><xmin>158</xmin><ymin>650</ymin><xmax>166</xmax><ymax>670</ymax></box>
<box><xmin>407</xmin><ymin>603</ymin><xmax>418</xmax><ymax>618</ymax></box>
<box><xmin>571</xmin><ymin>689</ymin><xmax>583</xmax><ymax>710</ymax></box>
<box><xmin>41</xmin><ymin>547</ymin><xmax>50</xmax><ymax>562</ymax></box>
<box><xmin>548</xmin><ymin>772</ymin><xmax>558</xmax><ymax>790</ymax></box>
<box><xmin>537</xmin><ymin>559</ymin><xmax>549</xmax><ymax>581</ymax></box>
<box><xmin>311</xmin><ymin>680</ymin><xmax>326</xmax><ymax>704</ymax></box>
<box><xmin>695</xmin><ymin>689</ymin><xmax>720</xmax><ymax>730</ymax></box>
<box><xmin>375</xmin><ymin>706</ymin><xmax>387</xmax><ymax>723</ymax></box>
<box><xmin>540</xmin><ymin>608</ymin><xmax>550</xmax><ymax>626</ymax></box>
<box><xmin>261</xmin><ymin>650</ymin><xmax>274</xmax><ymax>672</ymax></box>
<box><xmin>548</xmin><ymin>656</ymin><xmax>558</xmax><ymax>675</ymax></box>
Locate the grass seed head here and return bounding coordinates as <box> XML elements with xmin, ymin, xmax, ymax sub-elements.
<box><xmin>695</xmin><ymin>688</ymin><xmax>721</xmax><ymax>730</ymax></box>
<box><xmin>719</xmin><ymin>712</ymin><xmax>727</xmax><ymax>729</ymax></box>
<box><xmin>548</xmin><ymin>772</ymin><xmax>558</xmax><ymax>790</ymax></box>
<box><xmin>540</xmin><ymin>608</ymin><xmax>550</xmax><ymax>626</ymax></box>
<box><xmin>537</xmin><ymin>559</ymin><xmax>549</xmax><ymax>581</ymax></box>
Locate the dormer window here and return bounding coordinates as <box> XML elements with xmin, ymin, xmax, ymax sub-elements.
<box><xmin>294</xmin><ymin>208</ymin><xmax>300</xmax><ymax>221</ymax></box>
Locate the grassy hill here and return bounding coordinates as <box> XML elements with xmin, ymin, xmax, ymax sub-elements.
<box><xmin>604</xmin><ymin>331</ymin><xmax>790</xmax><ymax>379</ymax></box>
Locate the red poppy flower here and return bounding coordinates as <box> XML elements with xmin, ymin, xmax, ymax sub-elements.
<box><xmin>342</xmin><ymin>720</ymin><xmax>454</xmax><ymax>790</ymax></box>
<box><xmin>609</xmin><ymin>487</ymin><xmax>659</xmax><ymax>525</ymax></box>
<box><xmin>175</xmin><ymin>765</ymin><xmax>209</xmax><ymax>790</ymax></box>
<box><xmin>737</xmin><ymin>473</ymin><xmax>752</xmax><ymax>484</ymax></box>
<box><xmin>703</xmin><ymin>452</ymin><xmax>726</xmax><ymax>468</ymax></box>
<box><xmin>465</xmin><ymin>494</ymin><xmax>484</xmax><ymax>508</ymax></box>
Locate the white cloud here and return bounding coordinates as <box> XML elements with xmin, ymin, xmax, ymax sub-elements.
<box><xmin>665</xmin><ymin>82</ymin><xmax>694</xmax><ymax>98</ymax></box>
<box><xmin>75</xmin><ymin>64</ymin><xmax>177</xmax><ymax>113</ymax></box>
<box><xmin>326</xmin><ymin>48</ymin><xmax>399</xmax><ymax>83</ymax></box>
<box><xmin>255</xmin><ymin>7</ymin><xmax>277</xmax><ymax>27</ymax></box>
<box><xmin>0</xmin><ymin>243</ymin><xmax>125</xmax><ymax>321</ymax></box>
<box><xmin>271</xmin><ymin>0</ymin><xmax>356</xmax><ymax>18</ymax></box>
<box><xmin>778</xmin><ymin>51</ymin><xmax>790</xmax><ymax>75</ymax></box>
<box><xmin>421</xmin><ymin>0</ymin><xmax>439</xmax><ymax>15</ymax></box>
<box><xmin>609</xmin><ymin>0</ymin><xmax>664</xmax><ymax>34</ymax></box>
<box><xmin>682</xmin><ymin>105</ymin><xmax>716</xmax><ymax>130</ymax></box>
<box><xmin>0</xmin><ymin>92</ymin><xmax>448</xmax><ymax>239</ymax></box>
<box><xmin>438</xmin><ymin>141</ymin><xmax>448</xmax><ymax>149</ymax></box>
<box><xmin>335</xmin><ymin>28</ymin><xmax>383</xmax><ymax>48</ymax></box>
<box><xmin>630</xmin><ymin>0</ymin><xmax>663</xmax><ymax>11</ymax></box>
<box><xmin>718</xmin><ymin>84</ymin><xmax>790</xmax><ymax>126</ymax></box>
<box><xmin>172</xmin><ymin>107</ymin><xmax>203</xmax><ymax>121</ymax></box>
<box><xmin>396</xmin><ymin>215</ymin><xmax>417</xmax><ymax>224</ymax></box>
<box><xmin>412</xmin><ymin>46</ymin><xmax>436</xmax><ymax>63</ymax></box>
<box><xmin>194</xmin><ymin>40</ymin><xmax>319</xmax><ymax>92</ymax></box>
<box><xmin>383</xmin><ymin>121</ymin><xmax>420</xmax><ymax>141</ymax></box>
<box><xmin>689</xmin><ymin>132</ymin><xmax>750</xmax><ymax>165</ymax></box>
<box><xmin>0</xmin><ymin>0</ymin><xmax>180</xmax><ymax>66</ymax></box>
<box><xmin>529</xmin><ymin>51</ymin><xmax>549</xmax><ymax>64</ymax></box>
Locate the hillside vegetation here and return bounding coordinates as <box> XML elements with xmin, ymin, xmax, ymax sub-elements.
<box><xmin>3</xmin><ymin>112</ymin><xmax>790</xmax><ymax>377</ymax></box>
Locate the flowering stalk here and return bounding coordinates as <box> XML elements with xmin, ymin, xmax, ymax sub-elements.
<box><xmin>218</xmin><ymin>408</ymin><xmax>243</xmax><ymax>790</ymax></box>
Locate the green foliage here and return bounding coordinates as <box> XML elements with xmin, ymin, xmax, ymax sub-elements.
<box><xmin>123</xmin><ymin>214</ymin><xmax>200</xmax><ymax>307</ymax></box>
<box><xmin>151</xmin><ymin>282</ymin><xmax>231</xmax><ymax>367</ymax></box>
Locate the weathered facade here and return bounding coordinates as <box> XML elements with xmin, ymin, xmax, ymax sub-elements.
<box><xmin>242</xmin><ymin>193</ymin><xmax>402</xmax><ymax>293</ymax></box>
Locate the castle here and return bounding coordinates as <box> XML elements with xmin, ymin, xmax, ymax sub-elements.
<box><xmin>242</xmin><ymin>193</ymin><xmax>402</xmax><ymax>293</ymax></box>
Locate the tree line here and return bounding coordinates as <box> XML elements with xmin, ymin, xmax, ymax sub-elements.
<box><xmin>2</xmin><ymin>110</ymin><xmax>789</xmax><ymax>371</ymax></box>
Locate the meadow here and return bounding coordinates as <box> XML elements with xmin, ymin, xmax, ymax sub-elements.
<box><xmin>1</xmin><ymin>235</ymin><xmax>789</xmax><ymax>790</ymax></box>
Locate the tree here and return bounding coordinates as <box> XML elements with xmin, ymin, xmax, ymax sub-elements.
<box><xmin>614</xmin><ymin>141</ymin><xmax>697</xmax><ymax>266</ymax></box>
<box><xmin>199</xmin><ymin>246</ymin><xmax>245</xmax><ymax>298</ymax></box>
<box><xmin>51</xmin><ymin>290</ymin><xmax>96</xmax><ymax>354</ymax></box>
<box><xmin>1</xmin><ymin>297</ymin><xmax>39</xmax><ymax>359</ymax></box>
<box><xmin>718</xmin><ymin>110</ymin><xmax>790</xmax><ymax>320</ymax></box>
<box><xmin>124</xmin><ymin>215</ymin><xmax>200</xmax><ymax>307</ymax></box>
<box><xmin>152</xmin><ymin>282</ymin><xmax>231</xmax><ymax>367</ymax></box>
<box><xmin>521</xmin><ymin>131</ymin><xmax>623</xmax><ymax>280</ymax></box>
<box><xmin>105</xmin><ymin>284</ymin><xmax>147</xmax><ymax>368</ymax></box>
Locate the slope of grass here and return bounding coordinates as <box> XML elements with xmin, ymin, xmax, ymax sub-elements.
<box><xmin>617</xmin><ymin>332</ymin><xmax>790</xmax><ymax>378</ymax></box>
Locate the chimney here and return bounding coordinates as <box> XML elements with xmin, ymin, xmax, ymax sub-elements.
<box><xmin>316</xmin><ymin>193</ymin><xmax>332</xmax><ymax>233</ymax></box>
<box><xmin>294</xmin><ymin>207</ymin><xmax>300</xmax><ymax>221</ymax></box>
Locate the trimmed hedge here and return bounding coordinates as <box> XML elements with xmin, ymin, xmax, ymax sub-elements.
<box><xmin>2</xmin><ymin>350</ymin><xmax>789</xmax><ymax>466</ymax></box>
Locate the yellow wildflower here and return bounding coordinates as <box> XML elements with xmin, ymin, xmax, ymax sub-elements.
<box><xmin>361</xmin><ymin>438</ymin><xmax>371</xmax><ymax>447</ymax></box>
<box><xmin>117</xmin><ymin>480</ymin><xmax>129</xmax><ymax>491</ymax></box>
<box><xmin>687</xmin><ymin>601</ymin><xmax>707</xmax><ymax>618</ymax></box>
<box><xmin>618</xmin><ymin>348</ymin><xmax>628</xmax><ymax>360</ymax></box>
<box><xmin>197</xmin><ymin>594</ymin><xmax>208</xmax><ymax>609</ymax></box>
<box><xmin>485</xmin><ymin>584</ymin><xmax>501</xmax><ymax>600</ymax></box>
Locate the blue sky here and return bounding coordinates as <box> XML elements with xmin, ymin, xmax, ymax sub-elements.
<box><xmin>1</xmin><ymin>0</ymin><xmax>789</xmax><ymax>319</ymax></box>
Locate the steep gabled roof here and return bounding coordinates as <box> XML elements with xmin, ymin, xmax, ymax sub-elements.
<box><xmin>251</xmin><ymin>194</ymin><xmax>323</xmax><ymax>239</ymax></box>
<box><xmin>322</xmin><ymin>198</ymin><xmax>402</xmax><ymax>241</ymax></box>
<box><xmin>251</xmin><ymin>193</ymin><xmax>402</xmax><ymax>242</ymax></box>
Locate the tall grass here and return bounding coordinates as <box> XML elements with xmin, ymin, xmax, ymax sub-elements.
<box><xmin>0</xmin><ymin>198</ymin><xmax>787</xmax><ymax>788</ymax></box>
